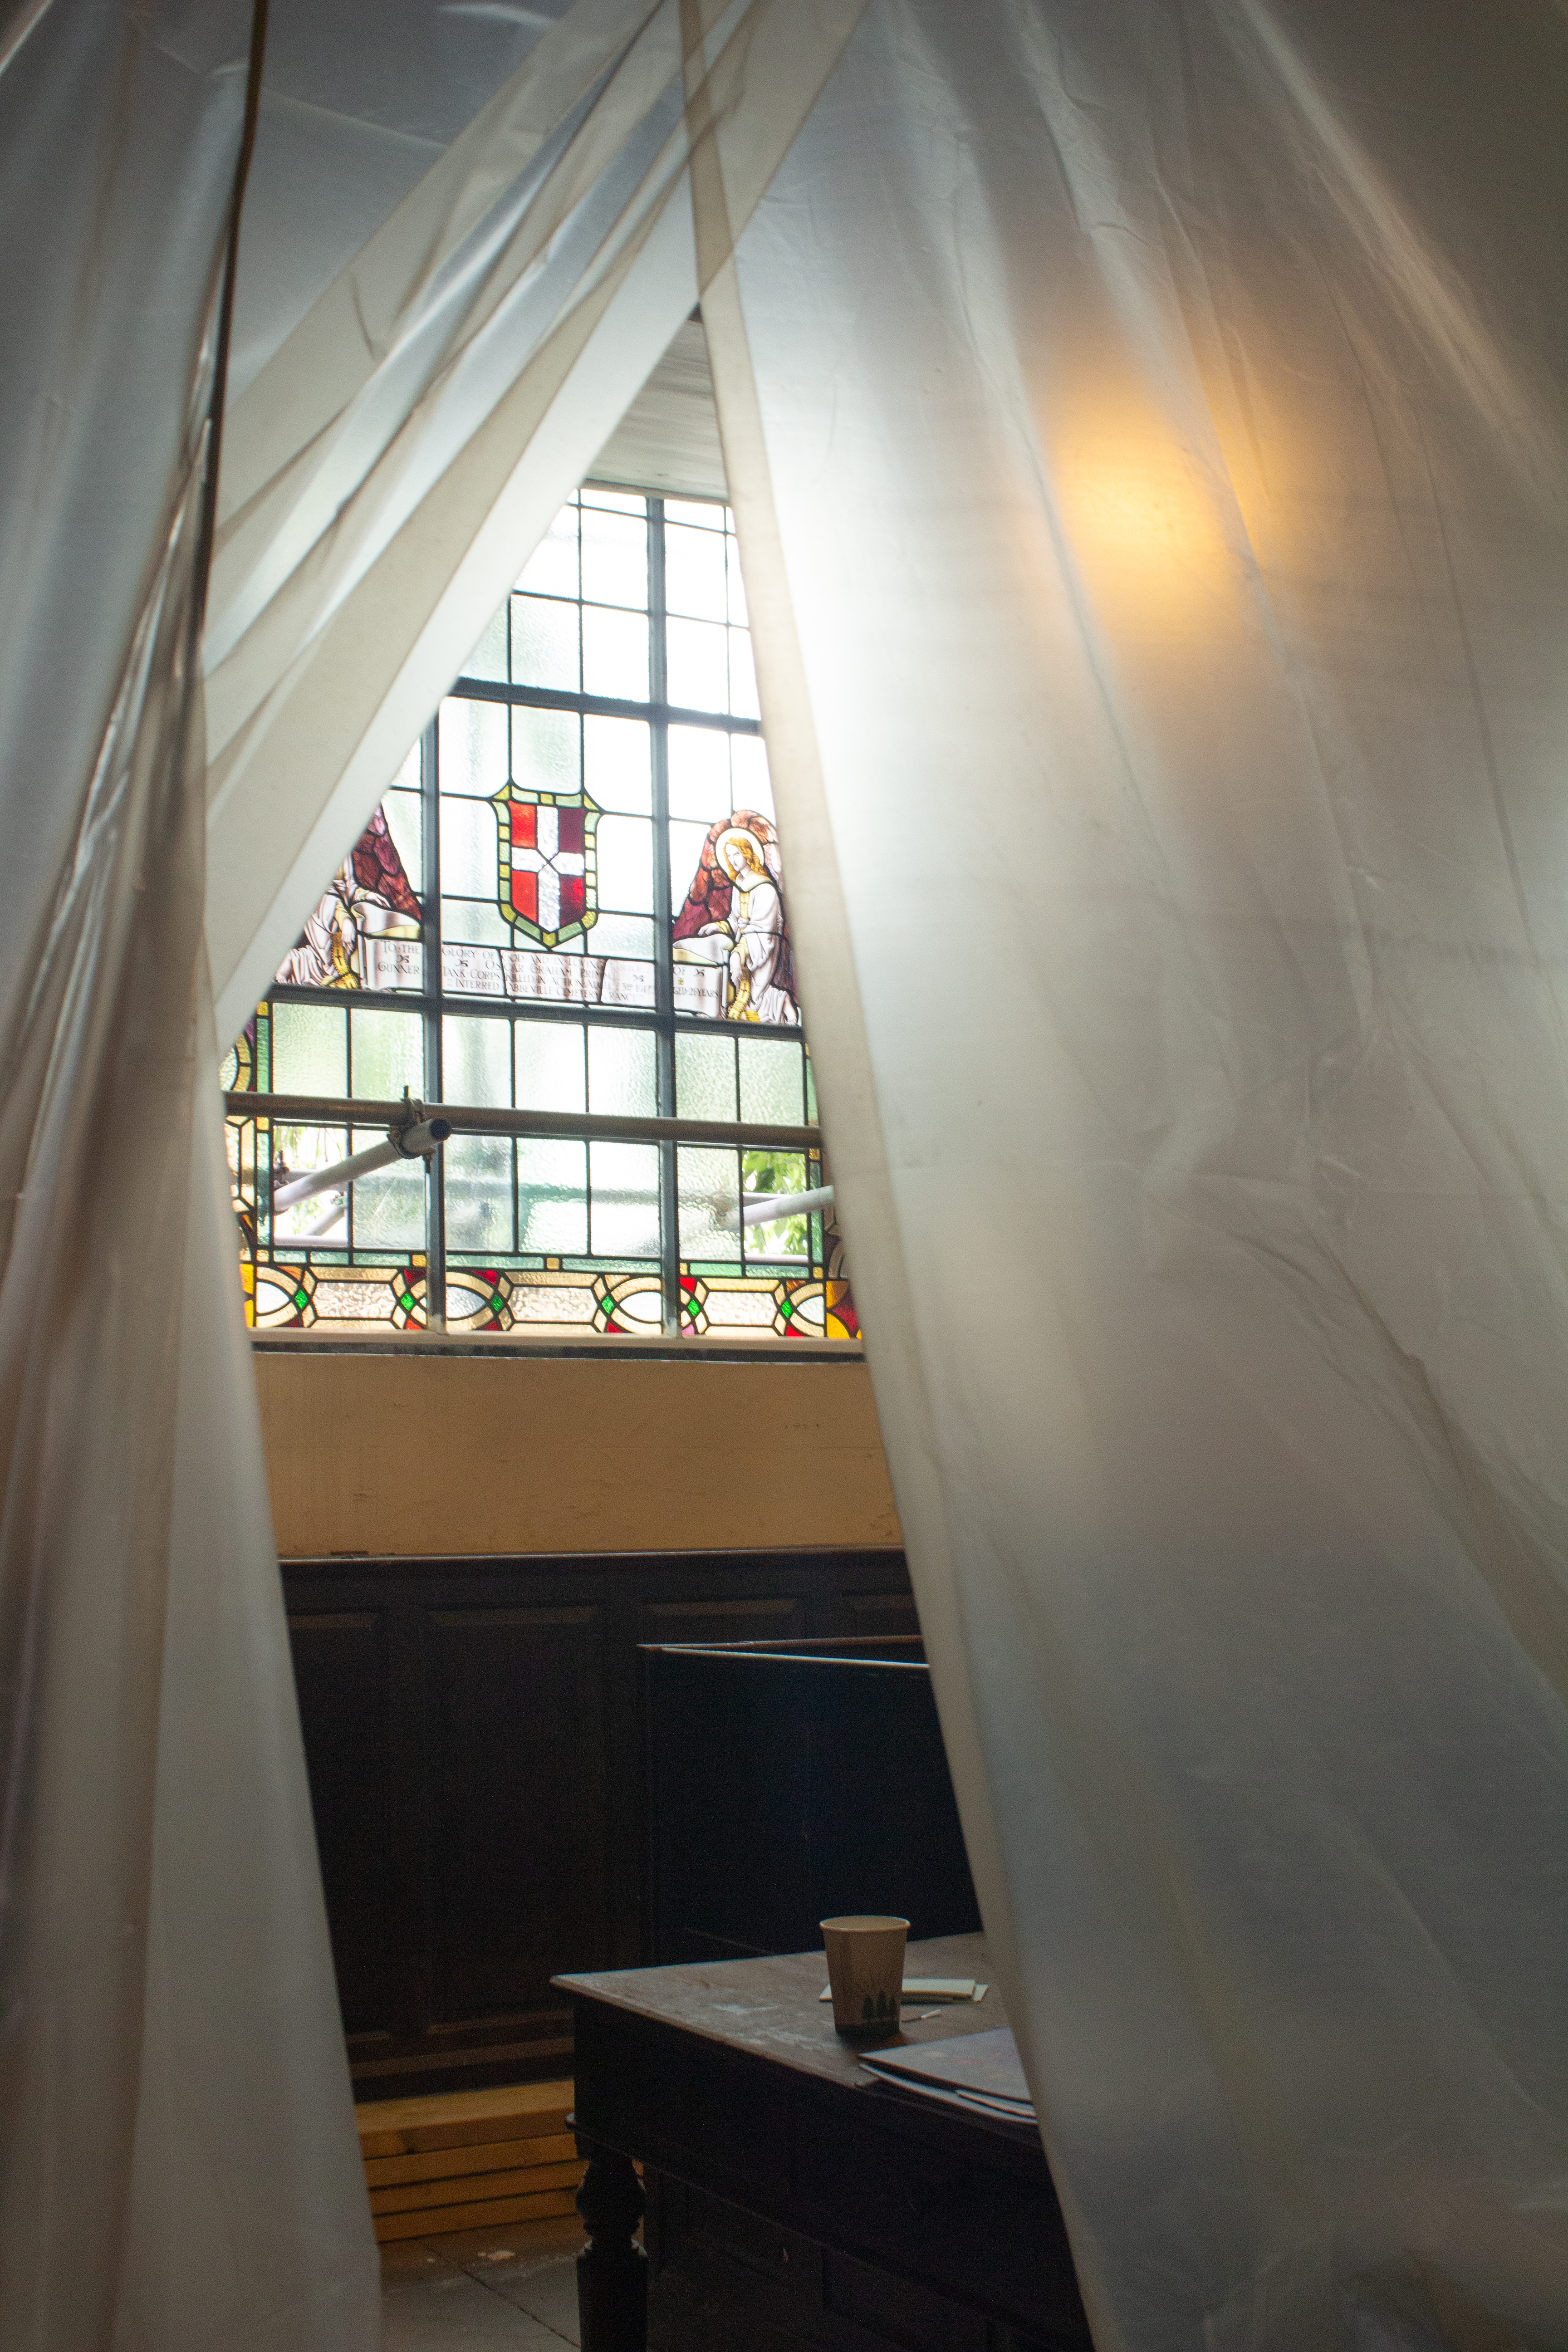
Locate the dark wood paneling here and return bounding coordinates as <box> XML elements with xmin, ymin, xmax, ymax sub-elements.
<box><xmin>280</xmin><ymin>1548</ymin><xmax>912</xmax><ymax>2097</ymax></box>
<box><xmin>643</xmin><ymin>1645</ymin><xmax>980</xmax><ymax>1965</ymax></box>
<box><xmin>285</xmin><ymin>1609</ymin><xmax>396</xmax><ymax>2037</ymax></box>
<box><xmin>841</xmin><ymin>1588</ymin><xmax>920</xmax><ymax>1641</ymax></box>
<box><xmin>426</xmin><ymin>1604</ymin><xmax>611</xmax><ymax>2018</ymax></box>
<box><xmin>639</xmin><ymin>1594</ymin><xmax>807</xmax><ymax>1648</ymax></box>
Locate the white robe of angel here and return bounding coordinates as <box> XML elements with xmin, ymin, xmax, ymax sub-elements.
<box><xmin>727</xmin><ymin>876</ymin><xmax>795</xmax><ymax>1024</ymax></box>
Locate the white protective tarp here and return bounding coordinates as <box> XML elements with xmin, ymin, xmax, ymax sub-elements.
<box><xmin>21</xmin><ymin>0</ymin><xmax>1555</xmax><ymax>2343</ymax></box>
<box><xmin>0</xmin><ymin>3</ymin><xmax>377</xmax><ymax>2346</ymax></box>
<box><xmin>704</xmin><ymin>2</ymin><xmax>1568</xmax><ymax>2346</ymax></box>
<box><xmin>207</xmin><ymin>0</ymin><xmax>869</xmax><ymax>1049</ymax></box>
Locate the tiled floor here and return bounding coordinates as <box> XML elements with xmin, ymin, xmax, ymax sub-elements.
<box><xmin>382</xmin><ymin>2215</ymin><xmax>585</xmax><ymax>2350</ymax></box>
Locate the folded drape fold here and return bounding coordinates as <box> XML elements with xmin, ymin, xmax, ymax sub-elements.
<box><xmin>0</xmin><ymin>6</ymin><xmax>377</xmax><ymax>2345</ymax></box>
<box><xmin>707</xmin><ymin>4</ymin><xmax>1568</xmax><ymax>2345</ymax></box>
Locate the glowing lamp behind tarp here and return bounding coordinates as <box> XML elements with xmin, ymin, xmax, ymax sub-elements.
<box><xmin>1056</xmin><ymin>393</ymin><xmax>1234</xmax><ymax>639</ymax></box>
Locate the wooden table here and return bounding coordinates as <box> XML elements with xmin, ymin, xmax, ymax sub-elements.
<box><xmin>555</xmin><ymin>1933</ymin><xmax>1092</xmax><ymax>2352</ymax></box>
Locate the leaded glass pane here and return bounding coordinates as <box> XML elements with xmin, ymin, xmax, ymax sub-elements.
<box><xmin>235</xmin><ymin>484</ymin><xmax>858</xmax><ymax>1344</ymax></box>
<box><xmin>678</xmin><ymin>1145</ymin><xmax>741</xmax><ymax>1263</ymax></box>
<box><xmin>349</xmin><ymin>1006</ymin><xmax>423</xmax><ymax>1100</ymax></box>
<box><xmin>584</xmin><ymin>715</ymin><xmax>652</xmax><ymax>814</ymax></box>
<box><xmin>439</xmin><ymin>696</ymin><xmax>508</xmax><ymax>795</ymax></box>
<box><xmin>442</xmin><ymin>900</ymin><xmax>514</xmax><ymax>951</ymax></box>
<box><xmin>675</xmin><ymin>1032</ymin><xmax>737</xmax><ymax>1122</ymax></box>
<box><xmin>515</xmin><ymin>1018</ymin><xmax>586</xmax><ymax>1112</ymax></box>
<box><xmin>511</xmin><ymin>594</ymin><xmax>579</xmax><ymax>690</ymax></box>
<box><xmin>582</xmin><ymin>604</ymin><xmax>648</xmax><ymax>700</ymax></box>
<box><xmin>512</xmin><ymin>704</ymin><xmax>580</xmax><ymax>796</ymax></box>
<box><xmin>273</xmin><ymin>1003</ymin><xmax>347</xmax><ymax>1096</ymax></box>
<box><xmin>595</xmin><ymin>814</ymin><xmax>653</xmax><ymax>915</ymax></box>
<box><xmin>587</xmin><ymin>1024</ymin><xmax>656</xmax><ymax>1117</ymax></box>
<box><xmin>444</xmin><ymin>1132</ymin><xmax>515</xmax><ymax>1253</ymax></box>
<box><xmin>738</xmin><ymin>1036</ymin><xmax>806</xmax><ymax>1125</ymax></box>
<box><xmin>346</xmin><ymin>1141</ymin><xmax>427</xmax><ymax>1251</ymax></box>
<box><xmin>588</xmin><ymin>1139</ymin><xmax>660</xmax><ymax>1258</ymax></box>
<box><xmin>740</xmin><ymin>1147</ymin><xmax>809</xmax><ymax>1263</ymax></box>
<box><xmin>667</xmin><ymin>725</ymin><xmax>730</xmax><ymax>822</ymax></box>
<box><xmin>444</xmin><ymin>1014</ymin><xmax>511</xmax><ymax>1107</ymax></box>
<box><xmin>518</xmin><ymin>1135</ymin><xmax>587</xmax><ymax>1253</ymax></box>
<box><xmin>665</xmin><ymin>523</ymin><xmax>728</xmax><ymax>622</ymax></box>
<box><xmin>441</xmin><ymin>794</ymin><xmax>498</xmax><ymax>898</ymax></box>
<box><xmin>666</xmin><ymin>616</ymin><xmax>728</xmax><ymax>712</ymax></box>
<box><xmin>578</xmin><ymin>505</ymin><xmax>647</xmax><ymax>608</ymax></box>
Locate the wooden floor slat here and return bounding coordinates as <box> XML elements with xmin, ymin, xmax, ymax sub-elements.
<box><xmin>364</xmin><ymin>2130</ymin><xmax>579</xmax><ymax>2189</ymax></box>
<box><xmin>358</xmin><ymin>2079</ymin><xmax>573</xmax><ymax>2159</ymax></box>
<box><xmin>372</xmin><ymin>2185</ymin><xmax>580</xmax><ymax>2244</ymax></box>
<box><xmin>370</xmin><ymin>2158</ymin><xmax>584</xmax><ymax>2219</ymax></box>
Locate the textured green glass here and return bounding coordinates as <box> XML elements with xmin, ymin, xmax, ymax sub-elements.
<box><xmin>676</xmin><ymin>1033</ymin><xmax>737</xmax><ymax>1122</ymax></box>
<box><xmin>349</xmin><ymin>1006</ymin><xmax>423</xmax><ymax>1100</ymax></box>
<box><xmin>738</xmin><ymin>1035</ymin><xmax>804</xmax><ymax>1125</ymax></box>
<box><xmin>272</xmin><ymin>1002</ymin><xmax>347</xmax><ymax>1097</ymax></box>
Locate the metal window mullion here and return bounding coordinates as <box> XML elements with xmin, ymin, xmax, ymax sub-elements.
<box><xmin>648</xmin><ymin>496</ymin><xmax>681</xmax><ymax>1335</ymax></box>
<box><xmin>337</xmin><ymin>1007</ymin><xmax>355</xmax><ymax>1260</ymax></box>
<box><xmin>422</xmin><ymin>715</ymin><xmax>447</xmax><ymax>1331</ymax></box>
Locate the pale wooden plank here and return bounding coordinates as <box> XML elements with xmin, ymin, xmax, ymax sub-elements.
<box><xmin>372</xmin><ymin>2186</ymin><xmax>579</xmax><ymax>2244</ymax></box>
<box><xmin>400</xmin><ymin>2107</ymin><xmax>571</xmax><ymax>2156</ymax></box>
<box><xmin>369</xmin><ymin>2158</ymin><xmax>584</xmax><ymax>2219</ymax></box>
<box><xmin>356</xmin><ymin>2079</ymin><xmax>573</xmax><ymax>2157</ymax></box>
<box><xmin>364</xmin><ymin>2132</ymin><xmax>579</xmax><ymax>2190</ymax></box>
<box><xmin>260</xmin><ymin>1355</ymin><xmax>898</xmax><ymax>1558</ymax></box>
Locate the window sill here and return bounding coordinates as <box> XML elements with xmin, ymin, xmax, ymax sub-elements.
<box><xmin>249</xmin><ymin>1325</ymin><xmax>865</xmax><ymax>1363</ymax></box>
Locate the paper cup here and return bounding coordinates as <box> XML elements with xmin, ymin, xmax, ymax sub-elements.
<box><xmin>820</xmin><ymin>1914</ymin><xmax>909</xmax><ymax>2036</ymax></box>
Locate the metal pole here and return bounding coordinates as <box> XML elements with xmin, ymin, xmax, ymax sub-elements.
<box><xmin>227</xmin><ymin>1093</ymin><xmax>819</xmax><ymax>1152</ymax></box>
<box><xmin>721</xmin><ymin>1186</ymin><xmax>836</xmax><ymax>1230</ymax></box>
<box><xmin>271</xmin><ymin>1118</ymin><xmax>452</xmax><ymax>1212</ymax></box>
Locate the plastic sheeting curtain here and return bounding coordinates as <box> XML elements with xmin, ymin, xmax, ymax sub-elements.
<box><xmin>702</xmin><ymin>2</ymin><xmax>1568</xmax><ymax>2347</ymax></box>
<box><xmin>15</xmin><ymin>3</ymin><xmax>1561</xmax><ymax>2349</ymax></box>
<box><xmin>0</xmin><ymin>5</ymin><xmax>377</xmax><ymax>2347</ymax></box>
<box><xmin>206</xmin><ymin>0</ymin><xmax>869</xmax><ymax>1048</ymax></box>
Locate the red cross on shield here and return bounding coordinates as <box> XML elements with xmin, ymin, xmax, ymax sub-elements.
<box><xmin>494</xmin><ymin>784</ymin><xmax>600</xmax><ymax>947</ymax></box>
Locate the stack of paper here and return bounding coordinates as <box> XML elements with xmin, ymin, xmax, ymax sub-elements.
<box><xmin>858</xmin><ymin>2028</ymin><xmax>1036</xmax><ymax>2127</ymax></box>
<box><xmin>818</xmin><ymin>1977</ymin><xmax>988</xmax><ymax>2005</ymax></box>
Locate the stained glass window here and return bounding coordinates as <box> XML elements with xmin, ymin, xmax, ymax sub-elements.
<box><xmin>223</xmin><ymin>487</ymin><xmax>857</xmax><ymax>1342</ymax></box>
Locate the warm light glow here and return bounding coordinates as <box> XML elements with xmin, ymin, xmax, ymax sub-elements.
<box><xmin>1056</xmin><ymin>395</ymin><xmax>1231</xmax><ymax>633</ymax></box>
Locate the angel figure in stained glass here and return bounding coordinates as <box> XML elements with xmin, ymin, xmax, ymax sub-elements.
<box><xmin>276</xmin><ymin>808</ymin><xmax>421</xmax><ymax>990</ymax></box>
<box><xmin>672</xmin><ymin>810</ymin><xmax>798</xmax><ymax>1024</ymax></box>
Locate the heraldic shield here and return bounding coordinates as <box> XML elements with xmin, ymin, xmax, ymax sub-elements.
<box><xmin>492</xmin><ymin>779</ymin><xmax>601</xmax><ymax>948</ymax></box>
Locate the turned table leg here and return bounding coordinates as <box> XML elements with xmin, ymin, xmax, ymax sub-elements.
<box><xmin>574</xmin><ymin>2136</ymin><xmax>647</xmax><ymax>2352</ymax></box>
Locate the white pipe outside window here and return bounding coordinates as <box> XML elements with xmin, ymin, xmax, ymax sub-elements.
<box><xmin>270</xmin><ymin>1116</ymin><xmax>451</xmax><ymax>1213</ymax></box>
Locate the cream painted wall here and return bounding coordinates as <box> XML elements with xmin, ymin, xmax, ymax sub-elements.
<box><xmin>256</xmin><ymin>1350</ymin><xmax>902</xmax><ymax>1557</ymax></box>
